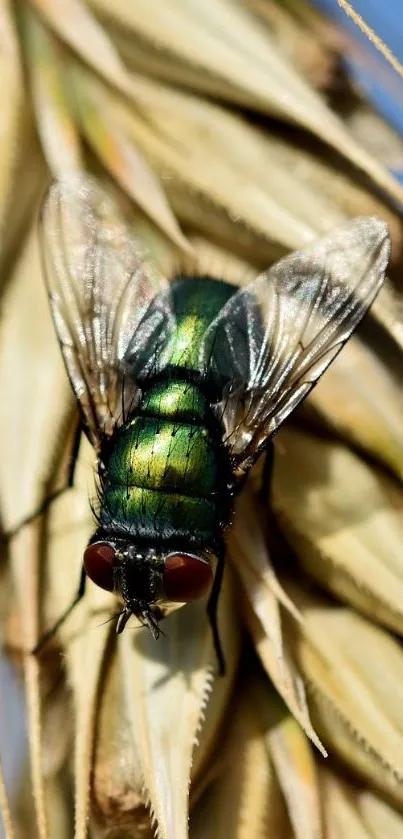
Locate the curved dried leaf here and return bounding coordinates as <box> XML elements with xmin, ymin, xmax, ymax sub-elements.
<box><xmin>23</xmin><ymin>647</ymin><xmax>48</xmax><ymax>839</ymax></box>
<box><xmin>357</xmin><ymin>784</ymin><xmax>403</xmax><ymax>838</ymax></box>
<box><xmin>191</xmin><ymin>611</ymin><xmax>240</xmax><ymax>784</ymax></box>
<box><xmin>31</xmin><ymin>0</ymin><xmax>132</xmax><ymax>93</ymax></box>
<box><xmin>44</xmin><ymin>437</ymin><xmax>115</xmax><ymax>839</ymax></box>
<box><xmin>270</xmin><ymin>428</ymin><xmax>403</xmax><ymax>635</ymax></box>
<box><xmin>46</xmin><ymin>774</ymin><xmax>74</xmax><ymax>839</ymax></box>
<box><xmin>15</xmin><ymin>767</ymin><xmax>73</xmax><ymax>839</ymax></box>
<box><xmin>0</xmin><ymin>226</ymin><xmax>75</xmax><ymax>839</ymax></box>
<box><xmin>84</xmin><ymin>0</ymin><xmax>403</xmax><ymax>206</ymax></box>
<box><xmin>251</xmin><ymin>130</ymin><xmax>403</xmax><ymax>265</ymax></box>
<box><xmin>248</xmin><ymin>606</ymin><xmax>325</xmax><ymax>753</ymax></box>
<box><xmin>283</xmin><ymin>581</ymin><xmax>403</xmax><ymax>804</ymax></box>
<box><xmin>321</xmin><ymin>768</ymin><xmax>403</xmax><ymax>839</ymax></box>
<box><xmin>226</xmin><ymin>488</ymin><xmax>323</xmax><ymax>755</ymax></box>
<box><xmin>91</xmin><ymin>650</ymin><xmax>150</xmax><ymax>837</ymax></box>
<box><xmin>22</xmin><ymin>7</ymin><xmax>82</xmax><ymax>174</ymax></box>
<box><xmin>0</xmin><ymin>227</ymin><xmax>73</xmax><ymax>530</ymax></box>
<box><xmin>31</xmin><ymin>0</ymin><xmax>401</xmax><ymax>259</ymax></box>
<box><xmin>41</xmin><ymin>678</ymin><xmax>72</xmax><ymax>779</ymax></box>
<box><xmin>0</xmin><ymin>120</ymin><xmax>47</xmax><ymax>278</ymax></box>
<box><xmin>0</xmin><ymin>0</ymin><xmax>24</xmax><ymax>251</ymax></box>
<box><xmin>321</xmin><ymin>769</ymin><xmax>373</xmax><ymax>839</ymax></box>
<box><xmin>245</xmin><ymin>0</ymin><xmax>340</xmax><ymax>88</ymax></box>
<box><xmin>77</xmin><ymin>74</ymin><xmax>337</xmax><ymax>267</ymax></box>
<box><xmin>30</xmin><ymin>0</ymin><xmax>190</xmax><ymax>254</ymax></box>
<box><xmin>304</xmin><ymin>336</ymin><xmax>403</xmax><ymax>482</ymax></box>
<box><xmin>190</xmin><ymin>682</ymin><xmax>291</xmax><ymax>839</ymax></box>
<box><xmin>229</xmin><ymin>490</ymin><xmax>302</xmax><ymax>660</ymax></box>
<box><xmin>80</xmin><ymin>71</ymin><xmax>403</xmax><ymax>343</ymax></box>
<box><xmin>69</xmin><ymin>615</ymin><xmax>114</xmax><ymax>839</ymax></box>
<box><xmin>371</xmin><ymin>281</ymin><xmax>403</xmax><ymax>355</ymax></box>
<box><xmin>119</xmin><ymin>571</ymin><xmax>238</xmax><ymax>839</ymax></box>
<box><xmin>252</xmin><ymin>680</ymin><xmax>322</xmax><ymax>839</ymax></box>
<box><xmin>70</xmin><ymin>65</ymin><xmax>189</xmax><ymax>252</ymax></box>
<box><xmin>89</xmin><ymin>569</ymin><xmax>239</xmax><ymax>836</ymax></box>
<box><xmin>97</xmin><ymin>77</ymin><xmax>342</xmax><ymax>250</ymax></box>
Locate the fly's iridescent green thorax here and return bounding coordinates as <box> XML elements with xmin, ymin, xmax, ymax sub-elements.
<box><xmin>100</xmin><ymin>276</ymin><xmax>236</xmax><ymax>547</ymax></box>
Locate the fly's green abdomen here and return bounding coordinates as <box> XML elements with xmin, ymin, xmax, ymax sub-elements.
<box><xmin>103</xmin><ymin>487</ymin><xmax>216</xmax><ymax>542</ymax></box>
<box><xmin>100</xmin><ymin>276</ymin><xmax>237</xmax><ymax>545</ymax></box>
<box><xmin>107</xmin><ymin>417</ymin><xmax>215</xmax><ymax>496</ymax></box>
<box><xmin>101</xmin><ymin>379</ymin><xmax>224</xmax><ymax>544</ymax></box>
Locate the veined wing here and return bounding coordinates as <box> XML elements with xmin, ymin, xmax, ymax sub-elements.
<box><xmin>40</xmin><ymin>173</ymin><xmax>174</xmax><ymax>449</ymax></box>
<box><xmin>203</xmin><ymin>217</ymin><xmax>390</xmax><ymax>476</ymax></box>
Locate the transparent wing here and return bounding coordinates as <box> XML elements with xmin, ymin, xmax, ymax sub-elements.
<box><xmin>40</xmin><ymin>173</ymin><xmax>174</xmax><ymax>449</ymax></box>
<box><xmin>204</xmin><ymin>217</ymin><xmax>390</xmax><ymax>475</ymax></box>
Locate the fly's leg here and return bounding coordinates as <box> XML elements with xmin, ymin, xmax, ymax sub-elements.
<box><xmin>6</xmin><ymin>423</ymin><xmax>82</xmax><ymax>539</ymax></box>
<box><xmin>32</xmin><ymin>566</ymin><xmax>87</xmax><ymax>655</ymax></box>
<box><xmin>259</xmin><ymin>441</ymin><xmax>274</xmax><ymax>506</ymax></box>
<box><xmin>207</xmin><ymin>543</ymin><xmax>226</xmax><ymax>676</ymax></box>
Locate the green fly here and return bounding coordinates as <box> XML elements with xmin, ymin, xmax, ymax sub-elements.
<box><xmin>33</xmin><ymin>174</ymin><xmax>389</xmax><ymax>672</ymax></box>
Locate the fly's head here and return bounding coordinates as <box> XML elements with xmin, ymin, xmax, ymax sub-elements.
<box><xmin>83</xmin><ymin>536</ymin><xmax>214</xmax><ymax>637</ymax></box>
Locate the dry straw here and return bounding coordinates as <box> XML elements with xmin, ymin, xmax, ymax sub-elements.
<box><xmin>1</xmin><ymin>0</ymin><xmax>403</xmax><ymax>837</ymax></box>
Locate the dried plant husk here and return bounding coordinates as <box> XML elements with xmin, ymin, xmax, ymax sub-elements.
<box><xmin>270</xmin><ymin>0</ymin><xmax>343</xmax><ymax>49</ymax></box>
<box><xmin>346</xmin><ymin>105</ymin><xmax>403</xmax><ymax>187</ymax></box>
<box><xmin>320</xmin><ymin>767</ymin><xmax>403</xmax><ymax>838</ymax></box>
<box><xmin>191</xmin><ymin>594</ymin><xmax>241</xmax><ymax>785</ymax></box>
<box><xmin>0</xmin><ymin>0</ymin><xmax>24</xmax><ymax>255</ymax></box>
<box><xmin>24</xmin><ymin>0</ymin><xmax>399</xmax><ymax>249</ymax></box>
<box><xmin>321</xmin><ymin>768</ymin><xmax>378</xmax><ymax>839</ymax></box>
<box><xmin>251</xmin><ymin>677</ymin><xmax>323</xmax><ymax>839</ymax></box>
<box><xmin>22</xmin><ymin>7</ymin><xmax>190</xmax><ymax>254</ymax></box>
<box><xmin>40</xmin><ymin>672</ymin><xmax>73</xmax><ymax>780</ymax></box>
<box><xmin>69</xmin><ymin>64</ymin><xmax>400</xmax><ymax>259</ymax></box>
<box><xmin>0</xmin><ymin>117</ymin><xmax>47</xmax><ymax>282</ymax></box>
<box><xmin>268</xmin><ymin>427</ymin><xmax>403</xmax><ymax>634</ymax></box>
<box><xmin>243</xmin><ymin>0</ymin><xmax>340</xmax><ymax>89</ymax></box>
<box><xmin>227</xmin><ymin>489</ymin><xmax>325</xmax><ymax>757</ymax></box>
<box><xmin>282</xmin><ymin>579</ymin><xmax>403</xmax><ymax>806</ymax></box>
<box><xmin>0</xmin><ymin>224</ymin><xmax>74</xmax><ymax>839</ymax></box>
<box><xmin>89</xmin><ymin>571</ymin><xmax>240</xmax><ymax>839</ymax></box>
<box><xmin>66</xmin><ymin>63</ymin><xmax>403</xmax><ymax>355</ymax></box>
<box><xmin>21</xmin><ymin>6</ymin><xmax>83</xmax><ymax>174</ymax></box>
<box><xmin>303</xmin><ymin>336</ymin><xmax>403</xmax><ymax>483</ymax></box>
<box><xmin>0</xmin><ymin>225</ymin><xmax>72</xmax><ymax>532</ymax></box>
<box><xmin>248</xmin><ymin>130</ymin><xmax>403</xmax><ymax>265</ymax></box>
<box><xmin>117</xmin><ymin>573</ymin><xmax>238</xmax><ymax>839</ymax></box>
<box><xmin>76</xmin><ymin>0</ymin><xmax>403</xmax><ymax>207</ymax></box>
<box><xmin>354</xmin><ymin>780</ymin><xmax>403</xmax><ymax>838</ymax></box>
<box><xmin>190</xmin><ymin>674</ymin><xmax>292</xmax><ymax>839</ymax></box>
<box><xmin>43</xmin><ymin>438</ymin><xmax>115</xmax><ymax>839</ymax></box>
<box><xmin>14</xmin><ymin>767</ymin><xmax>73</xmax><ymax>839</ymax></box>
<box><xmin>91</xmin><ymin>649</ymin><xmax>151</xmax><ymax>838</ymax></box>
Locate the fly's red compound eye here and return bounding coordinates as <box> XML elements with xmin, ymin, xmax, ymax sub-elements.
<box><xmin>83</xmin><ymin>542</ymin><xmax>115</xmax><ymax>592</ymax></box>
<box><xmin>163</xmin><ymin>553</ymin><xmax>213</xmax><ymax>602</ymax></box>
